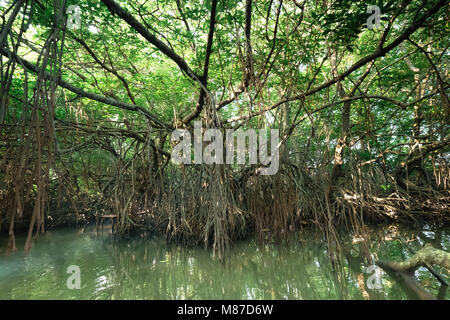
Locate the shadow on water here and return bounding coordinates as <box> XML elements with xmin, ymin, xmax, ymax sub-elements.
<box><xmin>0</xmin><ymin>224</ymin><xmax>448</xmax><ymax>300</ymax></box>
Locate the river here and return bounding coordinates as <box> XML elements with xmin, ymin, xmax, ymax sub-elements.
<box><xmin>0</xmin><ymin>224</ymin><xmax>448</xmax><ymax>299</ymax></box>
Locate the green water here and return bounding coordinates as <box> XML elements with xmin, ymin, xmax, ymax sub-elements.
<box><xmin>0</xmin><ymin>225</ymin><xmax>448</xmax><ymax>300</ymax></box>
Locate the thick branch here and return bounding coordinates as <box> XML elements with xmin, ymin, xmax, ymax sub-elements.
<box><xmin>181</xmin><ymin>0</ymin><xmax>218</xmax><ymax>124</ymax></box>
<box><xmin>100</xmin><ymin>0</ymin><xmax>201</xmax><ymax>83</ymax></box>
<box><xmin>377</xmin><ymin>243</ymin><xmax>450</xmax><ymax>272</ymax></box>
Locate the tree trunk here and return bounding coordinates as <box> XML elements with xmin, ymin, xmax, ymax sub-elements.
<box><xmin>377</xmin><ymin>244</ymin><xmax>450</xmax><ymax>300</ymax></box>
<box><xmin>378</xmin><ymin>243</ymin><xmax>450</xmax><ymax>271</ymax></box>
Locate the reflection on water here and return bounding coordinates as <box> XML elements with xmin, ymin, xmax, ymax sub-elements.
<box><xmin>0</xmin><ymin>225</ymin><xmax>448</xmax><ymax>300</ymax></box>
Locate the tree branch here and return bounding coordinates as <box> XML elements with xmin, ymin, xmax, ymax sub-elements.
<box><xmin>0</xmin><ymin>47</ymin><xmax>173</xmax><ymax>130</ymax></box>
<box><xmin>181</xmin><ymin>0</ymin><xmax>218</xmax><ymax>124</ymax></box>
<box><xmin>100</xmin><ymin>0</ymin><xmax>201</xmax><ymax>84</ymax></box>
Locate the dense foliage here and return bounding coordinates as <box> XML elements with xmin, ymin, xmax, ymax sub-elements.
<box><xmin>0</xmin><ymin>0</ymin><xmax>448</xmax><ymax>257</ymax></box>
